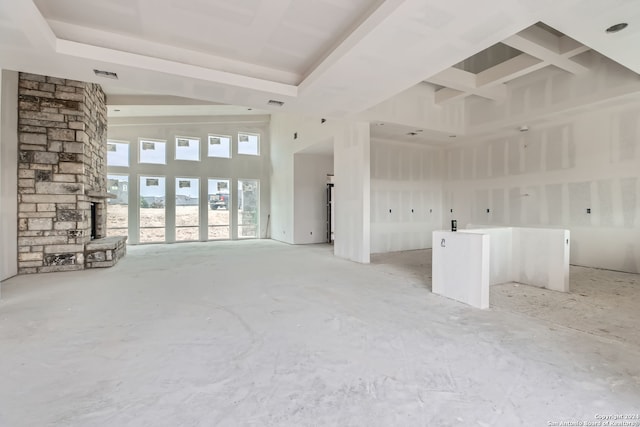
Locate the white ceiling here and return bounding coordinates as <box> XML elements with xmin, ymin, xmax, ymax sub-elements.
<box><xmin>1</xmin><ymin>0</ymin><xmax>639</xmax><ymax>123</ymax></box>
<box><xmin>105</xmin><ymin>95</ymin><xmax>270</xmax><ymax>118</ymax></box>
<box><xmin>33</xmin><ymin>0</ymin><xmax>379</xmax><ymax>84</ymax></box>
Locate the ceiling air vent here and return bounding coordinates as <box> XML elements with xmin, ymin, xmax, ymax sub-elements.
<box><xmin>606</xmin><ymin>23</ymin><xmax>628</xmax><ymax>33</ymax></box>
<box><xmin>93</xmin><ymin>69</ymin><xmax>118</xmax><ymax>79</ymax></box>
<box><xmin>267</xmin><ymin>99</ymin><xmax>285</xmax><ymax>107</ymax></box>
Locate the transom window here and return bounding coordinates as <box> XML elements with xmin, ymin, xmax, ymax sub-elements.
<box><xmin>175</xmin><ymin>137</ymin><xmax>200</xmax><ymax>161</ymax></box>
<box><xmin>139</xmin><ymin>139</ymin><xmax>166</xmax><ymax>164</ymax></box>
<box><xmin>208</xmin><ymin>134</ymin><xmax>231</xmax><ymax>158</ymax></box>
<box><xmin>107</xmin><ymin>140</ymin><xmax>129</xmax><ymax>167</ymax></box>
<box><xmin>238</xmin><ymin>133</ymin><xmax>259</xmax><ymax>156</ymax></box>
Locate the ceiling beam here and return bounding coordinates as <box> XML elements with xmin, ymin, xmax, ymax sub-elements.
<box><xmin>502</xmin><ymin>26</ymin><xmax>588</xmax><ymax>74</ymax></box>
<box><xmin>559</xmin><ymin>35</ymin><xmax>590</xmax><ymax>57</ymax></box>
<box><xmin>476</xmin><ymin>53</ymin><xmax>544</xmax><ymax>86</ymax></box>
<box><xmin>56</xmin><ymin>39</ymin><xmax>299</xmax><ymax>97</ymax></box>
<box><xmin>435</xmin><ymin>87</ymin><xmax>465</xmax><ymax>103</ymax></box>
<box><xmin>429</xmin><ymin>67</ymin><xmax>506</xmax><ymax>102</ymax></box>
<box><xmin>428</xmin><ymin>67</ymin><xmax>476</xmax><ymax>90</ymax></box>
<box><xmin>106</xmin><ymin>95</ymin><xmax>223</xmax><ymax>106</ymax></box>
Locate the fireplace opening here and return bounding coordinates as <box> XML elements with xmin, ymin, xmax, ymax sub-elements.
<box><xmin>90</xmin><ymin>202</ymin><xmax>97</xmax><ymax>240</ymax></box>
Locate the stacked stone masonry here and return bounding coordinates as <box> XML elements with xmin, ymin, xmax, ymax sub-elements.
<box><xmin>17</xmin><ymin>72</ymin><xmax>125</xmax><ymax>273</ymax></box>
<box><xmin>85</xmin><ymin>236</ymin><xmax>128</xmax><ymax>268</ymax></box>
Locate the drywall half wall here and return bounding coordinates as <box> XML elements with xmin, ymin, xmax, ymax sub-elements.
<box><xmin>270</xmin><ymin>113</ymin><xmax>370</xmax><ymax>263</ymax></box>
<box><xmin>371</xmin><ymin>139</ymin><xmax>444</xmax><ymax>253</ymax></box>
<box><xmin>462</xmin><ymin>226</ymin><xmax>570</xmax><ymax>292</ymax></box>
<box><xmin>0</xmin><ymin>69</ymin><xmax>18</xmax><ymax>282</ymax></box>
<box><xmin>432</xmin><ymin>230</ymin><xmax>490</xmax><ymax>309</ymax></box>
<box><xmin>293</xmin><ymin>152</ymin><xmax>333</xmax><ymax>244</ymax></box>
<box><xmin>444</xmin><ymin>103</ymin><xmax>640</xmax><ymax>273</ymax></box>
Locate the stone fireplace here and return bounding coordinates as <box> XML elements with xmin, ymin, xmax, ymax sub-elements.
<box><xmin>17</xmin><ymin>73</ymin><xmax>126</xmax><ymax>274</ymax></box>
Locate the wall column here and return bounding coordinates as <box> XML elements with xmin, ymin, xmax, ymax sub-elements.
<box><xmin>333</xmin><ymin>122</ymin><xmax>371</xmax><ymax>263</ymax></box>
<box><xmin>17</xmin><ymin>72</ymin><xmax>108</xmax><ymax>274</ymax></box>
<box><xmin>0</xmin><ymin>70</ymin><xmax>19</xmax><ymax>282</ymax></box>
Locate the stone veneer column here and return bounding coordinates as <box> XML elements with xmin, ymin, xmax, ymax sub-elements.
<box><xmin>17</xmin><ymin>73</ymin><xmax>107</xmax><ymax>274</ymax></box>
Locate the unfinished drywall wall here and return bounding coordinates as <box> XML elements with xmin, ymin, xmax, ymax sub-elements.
<box><xmin>333</xmin><ymin>122</ymin><xmax>370</xmax><ymax>263</ymax></box>
<box><xmin>466</xmin><ymin>52</ymin><xmax>640</xmax><ymax>134</ymax></box>
<box><xmin>462</xmin><ymin>226</ymin><xmax>513</xmax><ymax>286</ymax></box>
<box><xmin>445</xmin><ymin>103</ymin><xmax>640</xmax><ymax>273</ymax></box>
<box><xmin>359</xmin><ymin>84</ymin><xmax>465</xmax><ymax>135</ymax></box>
<box><xmin>432</xmin><ymin>231</ymin><xmax>490</xmax><ymax>309</ymax></box>
<box><xmin>463</xmin><ymin>226</ymin><xmax>570</xmax><ymax>292</ymax></box>
<box><xmin>269</xmin><ymin>115</ymin><xmax>295</xmax><ymax>244</ymax></box>
<box><xmin>293</xmin><ymin>153</ymin><xmax>333</xmax><ymax>244</ymax></box>
<box><xmin>370</xmin><ymin>139</ymin><xmax>444</xmax><ymax>253</ymax></box>
<box><xmin>270</xmin><ymin>113</ymin><xmax>370</xmax><ymax>263</ymax></box>
<box><xmin>0</xmin><ymin>70</ymin><xmax>18</xmax><ymax>281</ymax></box>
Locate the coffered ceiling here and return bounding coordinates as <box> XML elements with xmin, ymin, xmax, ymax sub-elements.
<box><xmin>426</xmin><ymin>23</ymin><xmax>591</xmax><ymax>104</ymax></box>
<box><xmin>0</xmin><ymin>0</ymin><xmax>638</xmax><ymax>119</ymax></box>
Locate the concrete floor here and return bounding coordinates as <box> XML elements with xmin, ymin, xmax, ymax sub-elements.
<box><xmin>0</xmin><ymin>241</ymin><xmax>639</xmax><ymax>426</ymax></box>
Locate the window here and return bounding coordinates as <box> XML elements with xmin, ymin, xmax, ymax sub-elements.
<box><xmin>208</xmin><ymin>179</ymin><xmax>230</xmax><ymax>239</ymax></box>
<box><xmin>139</xmin><ymin>139</ymin><xmax>166</xmax><ymax>164</ymax></box>
<box><xmin>106</xmin><ymin>174</ymin><xmax>128</xmax><ymax>237</ymax></box>
<box><xmin>238</xmin><ymin>133</ymin><xmax>259</xmax><ymax>156</ymax></box>
<box><xmin>176</xmin><ymin>177</ymin><xmax>200</xmax><ymax>241</ymax></box>
<box><xmin>238</xmin><ymin>179</ymin><xmax>259</xmax><ymax>238</ymax></box>
<box><xmin>175</xmin><ymin>137</ymin><xmax>200</xmax><ymax>161</ymax></box>
<box><xmin>106</xmin><ymin>123</ymin><xmax>266</xmax><ymax>245</ymax></box>
<box><xmin>106</xmin><ymin>141</ymin><xmax>129</xmax><ymax>166</ymax></box>
<box><xmin>139</xmin><ymin>175</ymin><xmax>166</xmax><ymax>243</ymax></box>
<box><xmin>208</xmin><ymin>134</ymin><xmax>231</xmax><ymax>158</ymax></box>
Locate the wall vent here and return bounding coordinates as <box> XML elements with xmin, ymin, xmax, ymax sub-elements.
<box><xmin>93</xmin><ymin>69</ymin><xmax>118</xmax><ymax>79</ymax></box>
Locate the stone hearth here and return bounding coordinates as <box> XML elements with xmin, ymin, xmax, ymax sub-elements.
<box><xmin>17</xmin><ymin>73</ymin><xmax>126</xmax><ymax>273</ymax></box>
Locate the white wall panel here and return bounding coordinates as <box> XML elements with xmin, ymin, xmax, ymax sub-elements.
<box><xmin>293</xmin><ymin>153</ymin><xmax>333</xmax><ymax>244</ymax></box>
<box><xmin>432</xmin><ymin>231</ymin><xmax>490</xmax><ymax>309</ymax></box>
<box><xmin>370</xmin><ymin>139</ymin><xmax>443</xmax><ymax>254</ymax></box>
<box><xmin>0</xmin><ymin>70</ymin><xmax>18</xmax><ymax>282</ymax></box>
<box><xmin>462</xmin><ymin>226</ymin><xmax>570</xmax><ymax>293</ymax></box>
<box><xmin>620</xmin><ymin>177</ymin><xmax>638</xmax><ymax>229</ymax></box>
<box><xmin>271</xmin><ymin>113</ymin><xmax>371</xmax><ymax>263</ymax></box>
<box><xmin>489</xmin><ymin>140</ymin><xmax>506</xmax><ymax>177</ymax></box>
<box><xmin>445</xmin><ymin>103</ymin><xmax>640</xmax><ymax>273</ymax></box>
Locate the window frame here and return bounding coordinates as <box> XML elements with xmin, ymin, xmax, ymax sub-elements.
<box><xmin>237</xmin><ymin>132</ymin><xmax>260</xmax><ymax>156</ymax></box>
<box><xmin>175</xmin><ymin>136</ymin><xmax>201</xmax><ymax>162</ymax></box>
<box><xmin>138</xmin><ymin>174</ymin><xmax>167</xmax><ymax>243</ymax></box>
<box><xmin>106</xmin><ymin>139</ymin><xmax>131</xmax><ymax>167</ymax></box>
<box><xmin>138</xmin><ymin>138</ymin><xmax>167</xmax><ymax>165</ymax></box>
<box><xmin>207</xmin><ymin>134</ymin><xmax>232</xmax><ymax>159</ymax></box>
